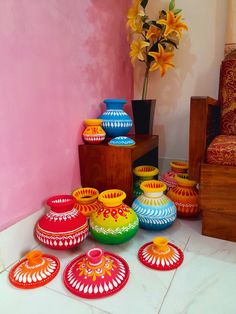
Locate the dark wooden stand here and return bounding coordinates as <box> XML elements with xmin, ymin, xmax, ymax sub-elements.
<box><xmin>79</xmin><ymin>135</ymin><xmax>159</xmax><ymax>205</ymax></box>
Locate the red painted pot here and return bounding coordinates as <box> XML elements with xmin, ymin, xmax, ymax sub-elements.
<box><xmin>36</xmin><ymin>195</ymin><xmax>88</xmax><ymax>250</ymax></box>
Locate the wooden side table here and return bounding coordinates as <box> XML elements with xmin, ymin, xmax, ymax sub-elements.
<box><xmin>79</xmin><ymin>135</ymin><xmax>159</xmax><ymax>205</ymax></box>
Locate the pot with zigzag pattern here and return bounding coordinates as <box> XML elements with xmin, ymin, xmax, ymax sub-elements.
<box><xmin>89</xmin><ymin>189</ymin><xmax>139</xmax><ymax>244</ymax></box>
<box><xmin>132</xmin><ymin>180</ymin><xmax>176</xmax><ymax>230</ymax></box>
<box><xmin>99</xmin><ymin>99</ymin><xmax>133</xmax><ymax>137</ymax></box>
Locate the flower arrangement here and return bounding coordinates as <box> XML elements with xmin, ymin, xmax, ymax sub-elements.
<box><xmin>127</xmin><ymin>0</ymin><xmax>188</xmax><ymax>99</ymax></box>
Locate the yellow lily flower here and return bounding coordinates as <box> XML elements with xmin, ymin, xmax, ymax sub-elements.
<box><xmin>157</xmin><ymin>11</ymin><xmax>188</xmax><ymax>37</ymax></box>
<box><xmin>148</xmin><ymin>44</ymin><xmax>175</xmax><ymax>76</ymax></box>
<box><xmin>146</xmin><ymin>25</ymin><xmax>161</xmax><ymax>41</ymax></box>
<box><xmin>127</xmin><ymin>0</ymin><xmax>144</xmax><ymax>33</ymax></box>
<box><xmin>130</xmin><ymin>38</ymin><xmax>150</xmax><ymax>63</ymax></box>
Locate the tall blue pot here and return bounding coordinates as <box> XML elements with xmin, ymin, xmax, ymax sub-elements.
<box><xmin>99</xmin><ymin>99</ymin><xmax>133</xmax><ymax>137</ymax></box>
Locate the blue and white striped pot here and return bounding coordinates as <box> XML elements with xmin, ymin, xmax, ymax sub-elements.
<box><xmin>99</xmin><ymin>99</ymin><xmax>133</xmax><ymax>137</ymax></box>
<box><xmin>131</xmin><ymin>180</ymin><xmax>177</xmax><ymax>230</ymax></box>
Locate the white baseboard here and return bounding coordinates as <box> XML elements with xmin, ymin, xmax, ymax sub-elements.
<box><xmin>0</xmin><ymin>208</ymin><xmax>44</xmax><ymax>272</ymax></box>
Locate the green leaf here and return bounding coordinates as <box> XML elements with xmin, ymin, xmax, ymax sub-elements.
<box><xmin>141</xmin><ymin>0</ymin><xmax>148</xmax><ymax>9</ymax></box>
<box><xmin>169</xmin><ymin>0</ymin><xmax>175</xmax><ymax>11</ymax></box>
<box><xmin>173</xmin><ymin>8</ymin><xmax>182</xmax><ymax>15</ymax></box>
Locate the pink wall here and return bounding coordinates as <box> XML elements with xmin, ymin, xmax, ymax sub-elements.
<box><xmin>0</xmin><ymin>0</ymin><xmax>133</xmax><ymax>230</ymax></box>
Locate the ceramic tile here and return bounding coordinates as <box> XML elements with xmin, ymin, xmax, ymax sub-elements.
<box><xmin>159</xmin><ymin>241</ymin><xmax>236</xmax><ymax>314</ymax></box>
<box><xmin>0</xmin><ymin>208</ymin><xmax>44</xmax><ymax>271</ymax></box>
<box><xmin>35</xmin><ymin>228</ymin><xmax>187</xmax><ymax>314</ymax></box>
<box><xmin>185</xmin><ymin>233</ymin><xmax>236</xmax><ymax>263</ymax></box>
<box><xmin>0</xmin><ymin>271</ymin><xmax>109</xmax><ymax>314</ymax></box>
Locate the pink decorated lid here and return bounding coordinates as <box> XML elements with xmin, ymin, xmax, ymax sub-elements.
<box><xmin>9</xmin><ymin>250</ymin><xmax>60</xmax><ymax>289</ymax></box>
<box><xmin>138</xmin><ymin>237</ymin><xmax>184</xmax><ymax>271</ymax></box>
<box><xmin>63</xmin><ymin>247</ymin><xmax>129</xmax><ymax>298</ymax></box>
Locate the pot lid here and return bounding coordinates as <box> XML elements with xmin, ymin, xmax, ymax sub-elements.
<box><xmin>108</xmin><ymin>136</ymin><xmax>136</xmax><ymax>147</ymax></box>
<box><xmin>138</xmin><ymin>237</ymin><xmax>184</xmax><ymax>271</ymax></box>
<box><xmin>9</xmin><ymin>250</ymin><xmax>60</xmax><ymax>289</ymax></box>
<box><xmin>63</xmin><ymin>247</ymin><xmax>129</xmax><ymax>298</ymax></box>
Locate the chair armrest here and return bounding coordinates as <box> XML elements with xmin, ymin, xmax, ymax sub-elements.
<box><xmin>188</xmin><ymin>96</ymin><xmax>220</xmax><ymax>182</ymax></box>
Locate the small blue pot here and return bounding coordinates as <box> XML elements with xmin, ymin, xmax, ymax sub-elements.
<box><xmin>99</xmin><ymin>99</ymin><xmax>133</xmax><ymax>137</ymax></box>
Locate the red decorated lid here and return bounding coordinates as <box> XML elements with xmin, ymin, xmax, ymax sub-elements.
<box><xmin>9</xmin><ymin>250</ymin><xmax>60</xmax><ymax>289</ymax></box>
<box><xmin>63</xmin><ymin>247</ymin><xmax>129</xmax><ymax>298</ymax></box>
<box><xmin>138</xmin><ymin>237</ymin><xmax>184</xmax><ymax>271</ymax></box>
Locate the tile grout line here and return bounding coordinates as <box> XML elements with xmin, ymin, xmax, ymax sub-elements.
<box><xmin>44</xmin><ymin>285</ymin><xmax>112</xmax><ymax>314</ymax></box>
<box><xmin>158</xmin><ymin>235</ymin><xmax>191</xmax><ymax>314</ymax></box>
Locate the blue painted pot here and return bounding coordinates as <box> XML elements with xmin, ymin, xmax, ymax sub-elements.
<box><xmin>99</xmin><ymin>99</ymin><xmax>133</xmax><ymax>137</ymax></box>
<box><xmin>131</xmin><ymin>180</ymin><xmax>176</xmax><ymax>230</ymax></box>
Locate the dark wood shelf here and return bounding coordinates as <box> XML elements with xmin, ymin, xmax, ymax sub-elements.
<box><xmin>79</xmin><ymin>134</ymin><xmax>159</xmax><ymax>205</ymax></box>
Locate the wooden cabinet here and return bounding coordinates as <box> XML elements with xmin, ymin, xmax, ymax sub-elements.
<box><xmin>79</xmin><ymin>135</ymin><xmax>159</xmax><ymax>205</ymax></box>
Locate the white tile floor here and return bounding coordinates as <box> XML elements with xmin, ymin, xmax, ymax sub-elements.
<box><xmin>1</xmin><ymin>218</ymin><xmax>236</xmax><ymax>314</ymax></box>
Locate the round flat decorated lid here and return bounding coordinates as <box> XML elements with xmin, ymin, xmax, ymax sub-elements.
<box><xmin>63</xmin><ymin>247</ymin><xmax>129</xmax><ymax>298</ymax></box>
<box><xmin>9</xmin><ymin>250</ymin><xmax>60</xmax><ymax>289</ymax></box>
<box><xmin>108</xmin><ymin>136</ymin><xmax>135</xmax><ymax>147</ymax></box>
<box><xmin>138</xmin><ymin>237</ymin><xmax>184</xmax><ymax>271</ymax></box>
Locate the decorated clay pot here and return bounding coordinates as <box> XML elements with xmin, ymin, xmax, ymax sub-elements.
<box><xmin>89</xmin><ymin>189</ymin><xmax>139</xmax><ymax>244</ymax></box>
<box><xmin>9</xmin><ymin>250</ymin><xmax>60</xmax><ymax>289</ymax></box>
<box><xmin>72</xmin><ymin>187</ymin><xmax>101</xmax><ymax>218</ymax></box>
<box><xmin>161</xmin><ymin>161</ymin><xmax>188</xmax><ymax>191</ymax></box>
<box><xmin>82</xmin><ymin>119</ymin><xmax>106</xmax><ymax>144</ymax></box>
<box><xmin>138</xmin><ymin>237</ymin><xmax>184</xmax><ymax>271</ymax></box>
<box><xmin>132</xmin><ymin>180</ymin><xmax>176</xmax><ymax>230</ymax></box>
<box><xmin>99</xmin><ymin>99</ymin><xmax>133</xmax><ymax>137</ymax></box>
<box><xmin>36</xmin><ymin>195</ymin><xmax>89</xmax><ymax>249</ymax></box>
<box><xmin>167</xmin><ymin>174</ymin><xmax>199</xmax><ymax>218</ymax></box>
<box><xmin>133</xmin><ymin>165</ymin><xmax>159</xmax><ymax>198</ymax></box>
<box><xmin>63</xmin><ymin>247</ymin><xmax>130</xmax><ymax>299</ymax></box>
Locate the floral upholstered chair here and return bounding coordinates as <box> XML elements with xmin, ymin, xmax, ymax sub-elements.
<box><xmin>189</xmin><ymin>50</ymin><xmax>236</xmax><ymax>242</ymax></box>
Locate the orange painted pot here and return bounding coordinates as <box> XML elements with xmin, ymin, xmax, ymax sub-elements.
<box><xmin>82</xmin><ymin>119</ymin><xmax>106</xmax><ymax>144</ymax></box>
<box><xmin>72</xmin><ymin>187</ymin><xmax>101</xmax><ymax>217</ymax></box>
<box><xmin>167</xmin><ymin>174</ymin><xmax>199</xmax><ymax>218</ymax></box>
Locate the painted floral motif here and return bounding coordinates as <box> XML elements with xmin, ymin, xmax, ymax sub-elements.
<box><xmin>77</xmin><ymin>255</ymin><xmax>115</xmax><ymax>282</ymax></box>
<box><xmin>207</xmin><ymin>134</ymin><xmax>236</xmax><ymax>166</ymax></box>
<box><xmin>219</xmin><ymin>58</ymin><xmax>236</xmax><ymax>135</ymax></box>
<box><xmin>95</xmin><ymin>204</ymin><xmax>130</xmax><ymax>222</ymax></box>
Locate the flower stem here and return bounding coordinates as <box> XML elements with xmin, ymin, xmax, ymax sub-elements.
<box><xmin>142</xmin><ymin>66</ymin><xmax>149</xmax><ymax>100</ymax></box>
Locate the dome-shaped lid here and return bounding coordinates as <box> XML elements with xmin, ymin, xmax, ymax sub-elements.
<box><xmin>138</xmin><ymin>237</ymin><xmax>184</xmax><ymax>271</ymax></box>
<box><xmin>108</xmin><ymin>136</ymin><xmax>136</xmax><ymax>147</ymax></box>
<box><xmin>63</xmin><ymin>247</ymin><xmax>129</xmax><ymax>298</ymax></box>
<box><xmin>9</xmin><ymin>250</ymin><xmax>60</xmax><ymax>289</ymax></box>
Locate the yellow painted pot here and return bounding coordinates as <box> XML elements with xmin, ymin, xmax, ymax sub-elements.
<box><xmin>89</xmin><ymin>189</ymin><xmax>139</xmax><ymax>244</ymax></box>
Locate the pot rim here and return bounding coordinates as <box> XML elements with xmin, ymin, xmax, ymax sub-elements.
<box><xmin>133</xmin><ymin>165</ymin><xmax>159</xmax><ymax>177</ymax></box>
<box><xmin>98</xmin><ymin>189</ymin><xmax>126</xmax><ymax>206</ymax></box>
<box><xmin>170</xmin><ymin>161</ymin><xmax>188</xmax><ymax>170</ymax></box>
<box><xmin>72</xmin><ymin>187</ymin><xmax>99</xmax><ymax>204</ymax></box>
<box><xmin>140</xmin><ymin>180</ymin><xmax>166</xmax><ymax>193</ymax></box>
